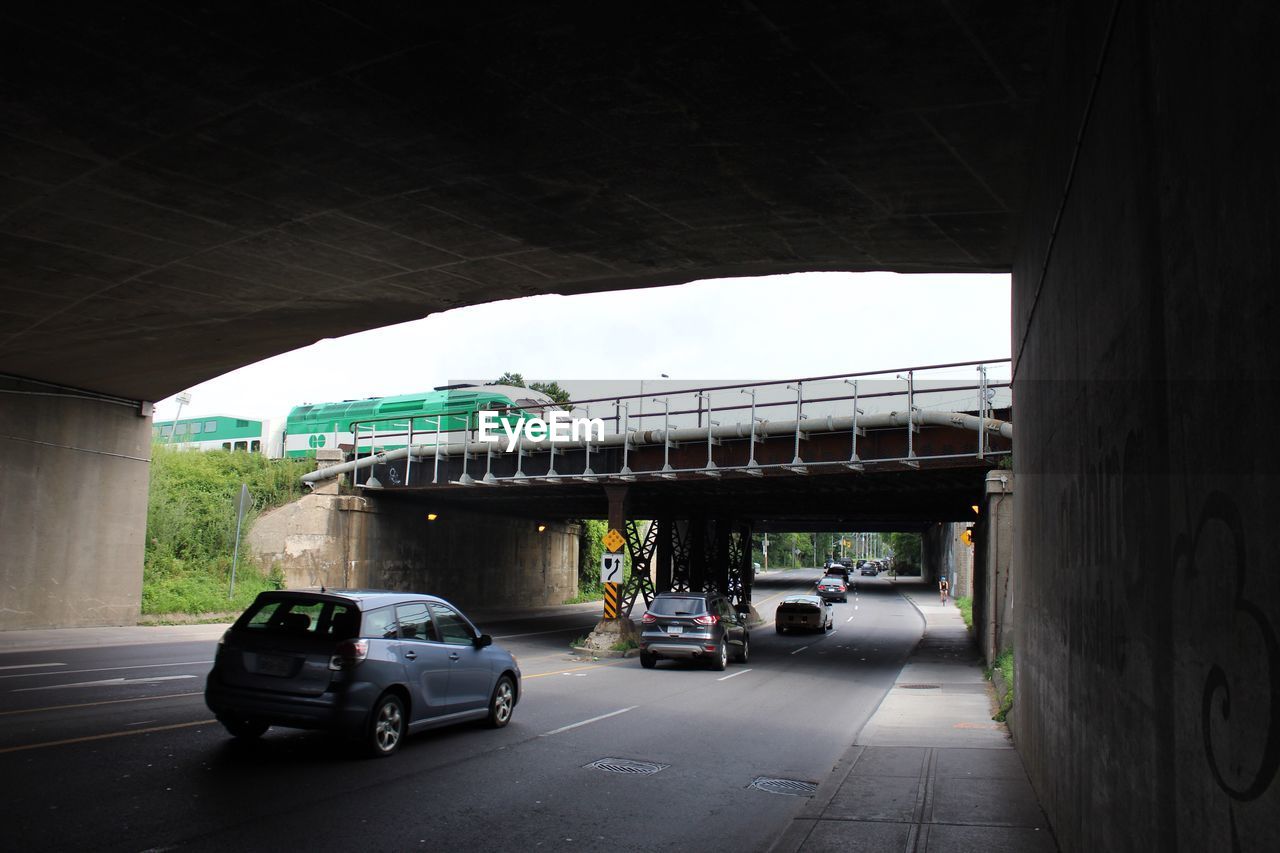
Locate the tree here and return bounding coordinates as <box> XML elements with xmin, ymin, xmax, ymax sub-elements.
<box><xmin>490</xmin><ymin>372</ymin><xmax>572</xmax><ymax>409</ymax></box>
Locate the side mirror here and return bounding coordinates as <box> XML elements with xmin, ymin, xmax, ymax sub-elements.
<box><xmin>473</xmin><ymin>633</ymin><xmax>493</xmax><ymax>649</ymax></box>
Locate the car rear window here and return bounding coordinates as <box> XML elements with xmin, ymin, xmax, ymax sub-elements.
<box><xmin>237</xmin><ymin>596</ymin><xmax>360</xmax><ymax>639</ymax></box>
<box><xmin>649</xmin><ymin>596</ymin><xmax>707</xmax><ymax>616</ymax></box>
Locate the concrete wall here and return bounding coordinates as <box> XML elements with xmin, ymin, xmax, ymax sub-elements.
<box><xmin>920</xmin><ymin>522</ymin><xmax>953</xmax><ymax>586</ymax></box>
<box><xmin>976</xmin><ymin>472</ymin><xmax>1015</xmax><ymax>664</ymax></box>
<box><xmin>0</xmin><ymin>376</ymin><xmax>150</xmax><ymax>628</ymax></box>
<box><xmin>1011</xmin><ymin>2</ymin><xmax>1280</xmax><ymax>850</ymax></box>
<box><xmin>249</xmin><ymin>494</ymin><xmax>579</xmax><ymax>611</ymax></box>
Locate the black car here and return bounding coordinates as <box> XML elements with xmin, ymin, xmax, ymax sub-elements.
<box><xmin>639</xmin><ymin>592</ymin><xmax>749</xmax><ymax>670</ymax></box>
<box><xmin>816</xmin><ymin>576</ymin><xmax>849</xmax><ymax>602</ymax></box>
<box><xmin>825</xmin><ymin>565</ymin><xmax>851</xmax><ymax>583</ymax></box>
<box><xmin>205</xmin><ymin>590</ymin><xmax>521</xmax><ymax>757</ymax></box>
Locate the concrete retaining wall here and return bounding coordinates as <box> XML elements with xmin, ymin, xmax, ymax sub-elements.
<box><xmin>1011</xmin><ymin>2</ymin><xmax>1280</xmax><ymax>849</ymax></box>
<box><xmin>0</xmin><ymin>377</ymin><xmax>150</xmax><ymax>628</ymax></box>
<box><xmin>248</xmin><ymin>493</ymin><xmax>579</xmax><ymax>610</ymax></box>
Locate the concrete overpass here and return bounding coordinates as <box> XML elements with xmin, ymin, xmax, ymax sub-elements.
<box><xmin>2</xmin><ymin>3</ymin><xmax>1277</xmax><ymax>850</ymax></box>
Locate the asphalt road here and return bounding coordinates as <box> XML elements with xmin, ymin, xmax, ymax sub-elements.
<box><xmin>0</xmin><ymin>570</ymin><xmax>923</xmax><ymax>852</ymax></box>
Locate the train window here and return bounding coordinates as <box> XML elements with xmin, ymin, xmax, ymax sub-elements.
<box><xmin>190</xmin><ymin>423</ymin><xmax>201</xmax><ymax>434</ymax></box>
<box><xmin>251</xmin><ymin>440</ymin><xmax>261</xmax><ymax>452</ymax></box>
<box><xmin>175</xmin><ymin>423</ymin><xmax>188</xmax><ymax>435</ymax></box>
<box><xmin>222</xmin><ymin>442</ymin><xmax>232</xmax><ymax>450</ymax></box>
<box><xmin>236</xmin><ymin>419</ymin><xmax>249</xmax><ymax>427</ymax></box>
<box><xmin>205</xmin><ymin>420</ymin><xmax>217</xmax><ymax>432</ymax></box>
<box><xmin>234</xmin><ymin>441</ymin><xmax>247</xmax><ymax>451</ymax></box>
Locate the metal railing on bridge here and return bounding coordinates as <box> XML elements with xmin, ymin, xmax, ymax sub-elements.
<box><xmin>301</xmin><ymin>359</ymin><xmax>1012</xmax><ymax>489</ymax></box>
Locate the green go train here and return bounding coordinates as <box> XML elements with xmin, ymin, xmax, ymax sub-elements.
<box><xmin>282</xmin><ymin>384</ymin><xmax>557</xmax><ymax>458</ymax></box>
<box><xmin>154</xmin><ymin>385</ymin><xmax>559</xmax><ymax>459</ymax></box>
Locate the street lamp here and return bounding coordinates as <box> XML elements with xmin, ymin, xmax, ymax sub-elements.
<box><xmin>167</xmin><ymin>392</ymin><xmax>192</xmax><ymax>444</ymax></box>
<box><xmin>637</xmin><ymin>373</ymin><xmax>668</xmax><ymax>426</ymax></box>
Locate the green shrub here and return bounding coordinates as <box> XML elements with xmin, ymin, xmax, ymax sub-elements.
<box><xmin>143</xmin><ymin>445</ymin><xmax>312</xmax><ymax>615</ymax></box>
<box><xmin>988</xmin><ymin>647</ymin><xmax>1015</xmax><ymax>722</ymax></box>
<box><xmin>955</xmin><ymin>596</ymin><xmax>973</xmax><ymax>630</ymax></box>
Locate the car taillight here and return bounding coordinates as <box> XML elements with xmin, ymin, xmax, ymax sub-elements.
<box><xmin>329</xmin><ymin>638</ymin><xmax>369</xmax><ymax>671</ymax></box>
<box><xmin>693</xmin><ymin>614</ymin><xmax>719</xmax><ymax>625</ymax></box>
<box><xmin>642</xmin><ymin>612</ymin><xmax>658</xmax><ymax>624</ymax></box>
<box><xmin>840</xmin><ymin>584</ymin><xmax>847</xmax><ymax>591</ymax></box>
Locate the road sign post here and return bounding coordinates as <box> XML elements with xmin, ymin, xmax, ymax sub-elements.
<box><xmin>602</xmin><ymin>528</ymin><xmax>624</xmax><ymax>618</ymax></box>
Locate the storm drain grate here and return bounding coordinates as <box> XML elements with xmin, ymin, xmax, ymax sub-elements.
<box><xmin>899</xmin><ymin>683</ymin><xmax>941</xmax><ymax>689</ymax></box>
<box><xmin>750</xmin><ymin>777</ymin><xmax>819</xmax><ymax>797</ymax></box>
<box><xmin>585</xmin><ymin>758</ymin><xmax>668</xmax><ymax>775</ymax></box>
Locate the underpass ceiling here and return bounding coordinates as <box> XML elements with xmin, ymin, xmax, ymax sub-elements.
<box><xmin>0</xmin><ymin>2</ymin><xmax>1050</xmax><ymax>401</ymax></box>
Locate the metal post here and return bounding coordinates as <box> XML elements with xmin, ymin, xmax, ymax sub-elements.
<box><xmin>786</xmin><ymin>382</ymin><xmax>806</xmax><ymax>469</ymax></box>
<box><xmin>405</xmin><ymin>417</ymin><xmax>414</xmax><ymax>485</ymax></box>
<box><xmin>432</xmin><ymin>415</ymin><xmax>442</xmax><ymax>484</ymax></box>
<box><xmin>619</xmin><ymin>403</ymin><xmax>634</xmax><ymax>478</ymax></box>
<box><xmin>658</xmin><ymin>397</ymin><xmax>674</xmax><ymax>476</ymax></box>
<box><xmin>844</xmin><ymin>378</ymin><xmax>864</xmax><ymax>467</ymax></box>
<box><xmin>700</xmin><ymin>391</ymin><xmax>719</xmax><ymax>474</ymax></box>
<box><xmin>977</xmin><ymin>363</ymin><xmax>988</xmax><ymax>459</ymax></box>
<box><xmin>741</xmin><ymin>388</ymin><xmax>762</xmax><ymax>474</ymax></box>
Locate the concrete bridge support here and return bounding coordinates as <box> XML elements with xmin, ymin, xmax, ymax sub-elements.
<box><xmin>974</xmin><ymin>472</ymin><xmax>1015</xmax><ymax>666</ymax></box>
<box><xmin>1012</xmin><ymin>2</ymin><xmax>1280</xmax><ymax>849</ymax></box>
<box><xmin>247</xmin><ymin>494</ymin><xmax>578</xmax><ymax>611</ymax></box>
<box><xmin>0</xmin><ymin>376</ymin><xmax>151</xmax><ymax>629</ymax></box>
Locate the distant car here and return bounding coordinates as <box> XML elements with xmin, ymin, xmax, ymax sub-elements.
<box><xmin>816</xmin><ymin>576</ymin><xmax>848</xmax><ymax>603</ymax></box>
<box><xmin>823</xmin><ymin>559</ymin><xmax>837</xmax><ymax>570</ymax></box>
<box><xmin>824</xmin><ymin>565</ymin><xmax>851</xmax><ymax>583</ymax></box>
<box><xmin>775</xmin><ymin>594</ymin><xmax>833</xmax><ymax>634</ymax></box>
<box><xmin>861</xmin><ymin>564</ymin><xmax>877</xmax><ymax>576</ymax></box>
<box><xmin>839</xmin><ymin>558</ymin><xmax>853</xmax><ymax>568</ymax></box>
<box><xmin>639</xmin><ymin>592</ymin><xmax>749</xmax><ymax>670</ymax></box>
<box><xmin>205</xmin><ymin>590</ymin><xmax>521</xmax><ymax>757</ymax></box>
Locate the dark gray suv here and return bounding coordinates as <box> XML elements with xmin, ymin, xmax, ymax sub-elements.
<box><xmin>638</xmin><ymin>592</ymin><xmax>749</xmax><ymax>670</ymax></box>
<box><xmin>205</xmin><ymin>590</ymin><xmax>521</xmax><ymax>757</ymax></box>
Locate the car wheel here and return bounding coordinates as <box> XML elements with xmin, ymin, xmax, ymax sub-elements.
<box><xmin>775</xmin><ymin>623</ymin><xmax>784</xmax><ymax>634</ymax></box>
<box><xmin>710</xmin><ymin>640</ymin><xmax>728</xmax><ymax>671</ymax></box>
<box><xmin>735</xmin><ymin>634</ymin><xmax>749</xmax><ymax>663</ymax></box>
<box><xmin>640</xmin><ymin>651</ymin><xmax>657</xmax><ymax>669</ymax></box>
<box><xmin>218</xmin><ymin>715</ymin><xmax>268</xmax><ymax>740</ymax></box>
<box><xmin>487</xmin><ymin>675</ymin><xmax>516</xmax><ymax>728</ymax></box>
<box><xmin>365</xmin><ymin>692</ymin><xmax>405</xmax><ymax>757</ymax></box>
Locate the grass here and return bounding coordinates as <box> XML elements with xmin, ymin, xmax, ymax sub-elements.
<box><xmin>987</xmin><ymin>647</ymin><xmax>1015</xmax><ymax>722</ymax></box>
<box><xmin>610</xmin><ymin>639</ymin><xmax>638</xmax><ymax>652</ymax></box>
<box><xmin>955</xmin><ymin>596</ymin><xmax>973</xmax><ymax>630</ymax></box>
<box><xmin>564</xmin><ymin>583</ymin><xmax>605</xmax><ymax>604</ymax></box>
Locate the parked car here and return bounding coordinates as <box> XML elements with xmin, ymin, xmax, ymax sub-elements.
<box><xmin>816</xmin><ymin>576</ymin><xmax>849</xmax><ymax>602</ymax></box>
<box><xmin>205</xmin><ymin>590</ymin><xmax>521</xmax><ymax>757</ymax></box>
<box><xmin>775</xmin><ymin>594</ymin><xmax>833</xmax><ymax>634</ymax></box>
<box><xmin>639</xmin><ymin>592</ymin><xmax>749</xmax><ymax>670</ymax></box>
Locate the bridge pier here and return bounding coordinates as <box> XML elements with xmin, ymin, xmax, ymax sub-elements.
<box><xmin>0</xmin><ymin>376</ymin><xmax>151</xmax><ymax>629</ymax></box>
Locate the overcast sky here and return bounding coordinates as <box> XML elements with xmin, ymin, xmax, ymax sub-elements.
<box><xmin>153</xmin><ymin>271</ymin><xmax>1011</xmax><ymax>422</ymax></box>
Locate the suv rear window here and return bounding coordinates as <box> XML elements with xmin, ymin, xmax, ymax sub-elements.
<box><xmin>237</xmin><ymin>596</ymin><xmax>360</xmax><ymax>639</ymax></box>
<box><xmin>649</xmin><ymin>596</ymin><xmax>707</xmax><ymax>616</ymax></box>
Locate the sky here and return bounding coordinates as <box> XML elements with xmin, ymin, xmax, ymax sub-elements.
<box><xmin>152</xmin><ymin>271</ymin><xmax>1011</xmax><ymax>422</ymax></box>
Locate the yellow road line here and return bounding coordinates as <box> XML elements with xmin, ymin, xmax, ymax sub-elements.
<box><xmin>0</xmin><ymin>691</ymin><xmax>203</xmax><ymax>717</ymax></box>
<box><xmin>523</xmin><ymin>660</ymin><xmax>628</xmax><ymax>679</ymax></box>
<box><xmin>0</xmin><ymin>718</ymin><xmax>215</xmax><ymax>755</ymax></box>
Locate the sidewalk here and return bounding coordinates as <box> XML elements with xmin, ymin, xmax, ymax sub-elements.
<box><xmin>770</xmin><ymin>587</ymin><xmax>1058</xmax><ymax>853</ymax></box>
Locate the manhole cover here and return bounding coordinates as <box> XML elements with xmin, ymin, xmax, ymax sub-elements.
<box><xmin>900</xmin><ymin>683</ymin><xmax>941</xmax><ymax>689</ymax></box>
<box><xmin>750</xmin><ymin>777</ymin><xmax>818</xmax><ymax>797</ymax></box>
<box><xmin>585</xmin><ymin>758</ymin><xmax>668</xmax><ymax>775</ymax></box>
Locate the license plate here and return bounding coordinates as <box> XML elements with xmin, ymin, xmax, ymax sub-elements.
<box><xmin>255</xmin><ymin>653</ymin><xmax>293</xmax><ymax>676</ymax></box>
<box><xmin>667</xmin><ymin>625</ymin><xmax>683</xmax><ymax>635</ymax></box>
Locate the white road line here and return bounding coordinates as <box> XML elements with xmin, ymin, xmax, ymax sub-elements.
<box><xmin>846</xmin><ymin>616</ymin><xmax>855</xmax><ymax>622</ymax></box>
<box><xmin>540</xmin><ymin>706</ymin><xmax>637</xmax><ymax>737</ymax></box>
<box><xmin>0</xmin><ymin>663</ymin><xmax>65</xmax><ymax>671</ymax></box>
<box><xmin>0</xmin><ymin>661</ymin><xmax>212</xmax><ymax>680</ymax></box>
<box><xmin>15</xmin><ymin>675</ymin><xmax>198</xmax><ymax>693</ymax></box>
<box><xmin>716</xmin><ymin>669</ymin><xmax>753</xmax><ymax>681</ymax></box>
<box><xmin>790</xmin><ymin>646</ymin><xmax>809</xmax><ymax>655</ymax></box>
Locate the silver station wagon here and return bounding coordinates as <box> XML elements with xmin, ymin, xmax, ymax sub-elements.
<box><xmin>205</xmin><ymin>590</ymin><xmax>521</xmax><ymax>757</ymax></box>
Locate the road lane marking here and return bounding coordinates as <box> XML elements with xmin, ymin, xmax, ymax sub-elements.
<box><xmin>0</xmin><ymin>719</ymin><xmax>215</xmax><ymax>755</ymax></box>
<box><xmin>0</xmin><ymin>663</ymin><xmax>65</xmax><ymax>671</ymax></box>
<box><xmin>524</xmin><ymin>661</ymin><xmax>624</xmax><ymax>679</ymax></box>
<box><xmin>847</xmin><ymin>616</ymin><xmax>855</xmax><ymax>622</ymax></box>
<box><xmin>125</xmin><ymin>720</ymin><xmax>158</xmax><ymax>727</ymax></box>
<box><xmin>790</xmin><ymin>646</ymin><xmax>809</xmax><ymax>655</ymax></box>
<box><xmin>716</xmin><ymin>669</ymin><xmax>753</xmax><ymax>681</ymax></box>
<box><xmin>0</xmin><ymin>691</ymin><xmax>203</xmax><ymax>717</ymax></box>
<box><xmin>540</xmin><ymin>706</ymin><xmax>637</xmax><ymax>736</ymax></box>
<box><xmin>15</xmin><ymin>675</ymin><xmax>198</xmax><ymax>693</ymax></box>
<box><xmin>0</xmin><ymin>661</ymin><xmax>212</xmax><ymax>680</ymax></box>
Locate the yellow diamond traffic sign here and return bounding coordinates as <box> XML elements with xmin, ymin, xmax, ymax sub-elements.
<box><xmin>602</xmin><ymin>528</ymin><xmax>625</xmax><ymax>552</ymax></box>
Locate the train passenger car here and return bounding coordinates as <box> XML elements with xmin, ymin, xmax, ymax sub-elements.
<box><xmin>282</xmin><ymin>384</ymin><xmax>558</xmax><ymax>458</ymax></box>
<box><xmin>152</xmin><ymin>415</ymin><xmax>270</xmax><ymax>453</ymax></box>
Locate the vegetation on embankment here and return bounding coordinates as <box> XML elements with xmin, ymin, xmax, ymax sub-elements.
<box><xmin>143</xmin><ymin>445</ymin><xmax>312</xmax><ymax>615</ymax></box>
<box><xmin>955</xmin><ymin>595</ymin><xmax>973</xmax><ymax>630</ymax></box>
